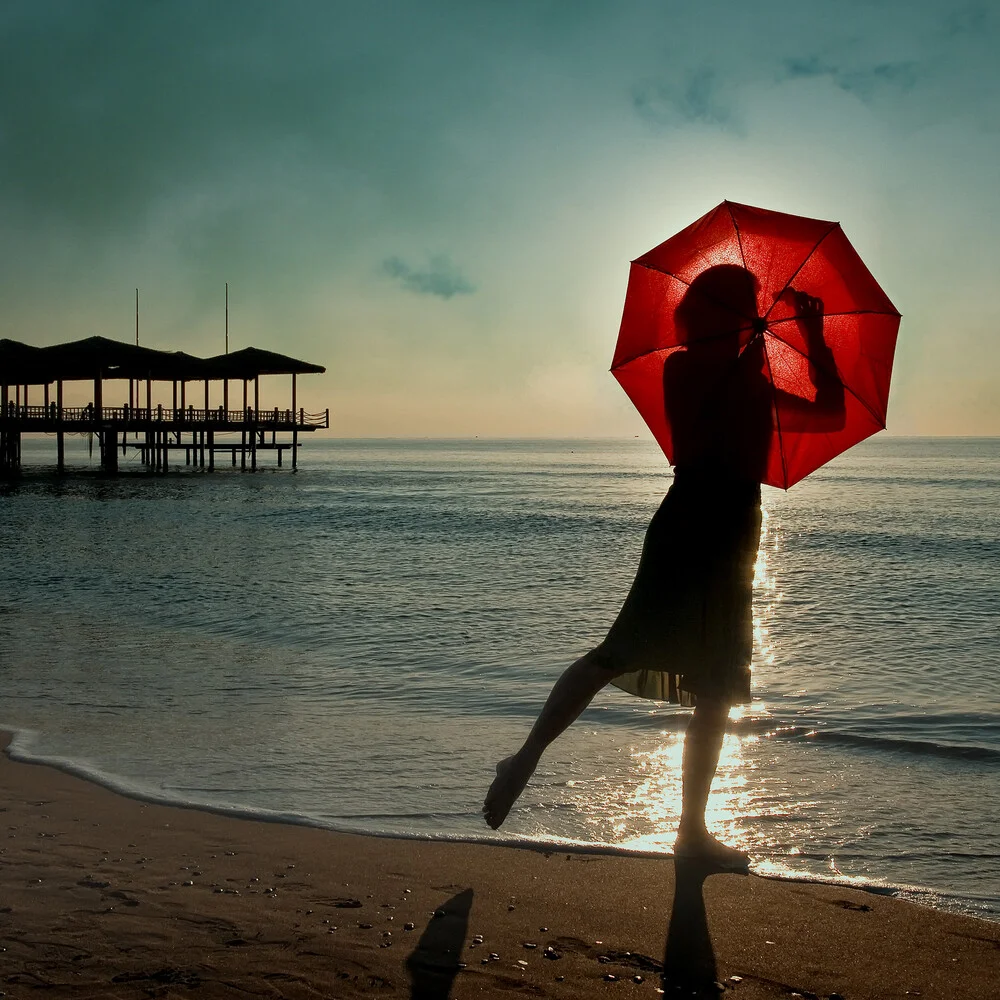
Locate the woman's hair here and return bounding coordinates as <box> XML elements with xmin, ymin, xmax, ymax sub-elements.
<box><xmin>675</xmin><ymin>265</ymin><xmax>759</xmax><ymax>345</ymax></box>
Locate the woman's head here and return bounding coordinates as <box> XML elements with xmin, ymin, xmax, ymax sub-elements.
<box><xmin>666</xmin><ymin>264</ymin><xmax>772</xmax><ymax>480</ymax></box>
<box><xmin>675</xmin><ymin>265</ymin><xmax>760</xmax><ymax>347</ymax></box>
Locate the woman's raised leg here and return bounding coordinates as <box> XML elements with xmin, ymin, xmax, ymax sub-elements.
<box><xmin>482</xmin><ymin>647</ymin><xmax>619</xmax><ymax>829</ymax></box>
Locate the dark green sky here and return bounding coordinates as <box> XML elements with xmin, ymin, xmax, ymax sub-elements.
<box><xmin>2</xmin><ymin>1</ymin><xmax>998</xmax><ymax>433</ymax></box>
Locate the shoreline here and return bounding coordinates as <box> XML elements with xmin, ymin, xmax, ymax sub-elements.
<box><xmin>4</xmin><ymin>731</ymin><xmax>1000</xmax><ymax>999</ymax></box>
<box><xmin>3</xmin><ymin>725</ymin><xmax>991</xmax><ymax>925</ymax></box>
<box><xmin>4</xmin><ymin>725</ymin><xmax>975</xmax><ymax>917</ymax></box>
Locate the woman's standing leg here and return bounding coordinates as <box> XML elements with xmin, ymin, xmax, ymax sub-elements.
<box><xmin>483</xmin><ymin>647</ymin><xmax>620</xmax><ymax>829</ymax></box>
<box><xmin>674</xmin><ymin>696</ymin><xmax>748</xmax><ymax>867</ymax></box>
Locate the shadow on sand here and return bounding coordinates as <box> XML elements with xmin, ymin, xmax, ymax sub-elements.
<box><xmin>406</xmin><ymin>887</ymin><xmax>473</xmax><ymax>1000</ymax></box>
<box><xmin>661</xmin><ymin>857</ymin><xmax>742</xmax><ymax>996</ymax></box>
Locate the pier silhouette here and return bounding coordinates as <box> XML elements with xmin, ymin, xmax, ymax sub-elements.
<box><xmin>1</xmin><ymin>337</ymin><xmax>328</xmax><ymax>474</ymax></box>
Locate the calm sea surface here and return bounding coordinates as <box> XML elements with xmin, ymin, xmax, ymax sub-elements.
<box><xmin>1</xmin><ymin>436</ymin><xmax>998</xmax><ymax>920</ymax></box>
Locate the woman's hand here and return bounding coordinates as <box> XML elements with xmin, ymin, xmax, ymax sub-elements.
<box><xmin>793</xmin><ymin>289</ymin><xmax>822</xmax><ymax>332</ymax></box>
<box><xmin>782</xmin><ymin>288</ymin><xmax>825</xmax><ymax>347</ymax></box>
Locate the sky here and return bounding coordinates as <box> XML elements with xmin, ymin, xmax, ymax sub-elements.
<box><xmin>1</xmin><ymin>0</ymin><xmax>998</xmax><ymax>435</ymax></box>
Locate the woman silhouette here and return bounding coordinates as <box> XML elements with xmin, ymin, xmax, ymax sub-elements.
<box><xmin>484</xmin><ymin>265</ymin><xmax>844</xmax><ymax>867</ymax></box>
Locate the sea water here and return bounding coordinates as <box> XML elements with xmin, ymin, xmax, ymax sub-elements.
<box><xmin>1</xmin><ymin>436</ymin><xmax>998</xmax><ymax>920</ymax></box>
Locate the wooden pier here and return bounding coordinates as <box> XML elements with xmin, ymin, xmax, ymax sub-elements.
<box><xmin>1</xmin><ymin>337</ymin><xmax>329</xmax><ymax>475</ymax></box>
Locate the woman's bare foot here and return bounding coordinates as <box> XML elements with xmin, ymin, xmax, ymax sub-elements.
<box><xmin>673</xmin><ymin>830</ymin><xmax>749</xmax><ymax>871</ymax></box>
<box><xmin>483</xmin><ymin>752</ymin><xmax>537</xmax><ymax>830</ymax></box>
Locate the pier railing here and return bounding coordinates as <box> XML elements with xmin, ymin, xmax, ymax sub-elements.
<box><xmin>1</xmin><ymin>403</ymin><xmax>330</xmax><ymax>429</ymax></box>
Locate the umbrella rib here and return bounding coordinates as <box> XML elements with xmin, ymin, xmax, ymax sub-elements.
<box><xmin>763</xmin><ymin>223</ymin><xmax>840</xmax><ymax>320</ymax></box>
<box><xmin>725</xmin><ymin>201</ymin><xmax>748</xmax><ymax>270</ymax></box>
<box><xmin>763</xmin><ymin>325</ymin><xmax>887</xmax><ymax>429</ymax></box>
<box><xmin>798</xmin><ymin>308</ymin><xmax>901</xmax><ymax>320</ymax></box>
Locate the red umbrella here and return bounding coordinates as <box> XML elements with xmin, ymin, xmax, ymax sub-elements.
<box><xmin>611</xmin><ymin>201</ymin><xmax>901</xmax><ymax>488</ymax></box>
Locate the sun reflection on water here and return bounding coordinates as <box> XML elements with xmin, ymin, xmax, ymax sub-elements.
<box><xmin>612</xmin><ymin>725</ymin><xmax>759</xmax><ymax>855</ymax></box>
<box><xmin>590</xmin><ymin>501</ymin><xmax>786</xmax><ymax>858</ymax></box>
<box><xmin>753</xmin><ymin>502</ymin><xmax>780</xmax><ymax>672</ymax></box>
<box><xmin>556</xmin><ymin>497</ymin><xmax>822</xmax><ymax>865</ymax></box>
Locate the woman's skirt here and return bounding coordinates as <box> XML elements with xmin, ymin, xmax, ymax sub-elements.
<box><xmin>601</xmin><ymin>470</ymin><xmax>762</xmax><ymax>706</ymax></box>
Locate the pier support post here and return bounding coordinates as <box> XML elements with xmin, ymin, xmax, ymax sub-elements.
<box><xmin>291</xmin><ymin>374</ymin><xmax>298</xmax><ymax>470</ymax></box>
<box><xmin>1</xmin><ymin>430</ymin><xmax>20</xmax><ymax>475</ymax></box>
<box><xmin>241</xmin><ymin>380</ymin><xmax>248</xmax><ymax>470</ymax></box>
<box><xmin>101</xmin><ymin>428</ymin><xmax>119</xmax><ymax>474</ymax></box>
<box><xmin>0</xmin><ymin>384</ymin><xmax>6</xmax><ymax>476</ymax></box>
<box><xmin>56</xmin><ymin>381</ymin><xmax>65</xmax><ymax>473</ymax></box>
<box><xmin>95</xmin><ymin>374</ymin><xmax>120</xmax><ymax>475</ymax></box>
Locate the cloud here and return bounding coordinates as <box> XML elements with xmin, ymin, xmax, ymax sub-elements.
<box><xmin>780</xmin><ymin>55</ymin><xmax>918</xmax><ymax>102</ymax></box>
<box><xmin>381</xmin><ymin>255</ymin><xmax>475</xmax><ymax>299</ymax></box>
<box><xmin>943</xmin><ymin>4</ymin><xmax>989</xmax><ymax>38</ymax></box>
<box><xmin>631</xmin><ymin>67</ymin><xmax>737</xmax><ymax>129</ymax></box>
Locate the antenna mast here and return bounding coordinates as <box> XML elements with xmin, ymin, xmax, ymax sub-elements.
<box><xmin>135</xmin><ymin>288</ymin><xmax>139</xmax><ymax>346</ymax></box>
<box><xmin>225</xmin><ymin>282</ymin><xmax>229</xmax><ymax>353</ymax></box>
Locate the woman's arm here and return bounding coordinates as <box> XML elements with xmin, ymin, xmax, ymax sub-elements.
<box><xmin>771</xmin><ymin>290</ymin><xmax>846</xmax><ymax>433</ymax></box>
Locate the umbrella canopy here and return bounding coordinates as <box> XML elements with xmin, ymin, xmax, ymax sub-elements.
<box><xmin>611</xmin><ymin>201</ymin><xmax>901</xmax><ymax>489</ymax></box>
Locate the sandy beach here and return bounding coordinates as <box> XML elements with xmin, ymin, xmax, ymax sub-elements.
<box><xmin>2</xmin><ymin>733</ymin><xmax>997</xmax><ymax>999</ymax></box>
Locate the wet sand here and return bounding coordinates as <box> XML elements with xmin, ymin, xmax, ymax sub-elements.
<box><xmin>2</xmin><ymin>732</ymin><xmax>998</xmax><ymax>999</ymax></box>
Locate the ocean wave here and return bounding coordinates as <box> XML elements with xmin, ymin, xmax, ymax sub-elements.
<box><xmin>767</xmin><ymin>725</ymin><xmax>1000</xmax><ymax>762</ymax></box>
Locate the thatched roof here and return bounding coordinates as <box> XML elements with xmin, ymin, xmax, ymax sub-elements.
<box><xmin>0</xmin><ymin>337</ymin><xmax>325</xmax><ymax>384</ymax></box>
<box><xmin>202</xmin><ymin>347</ymin><xmax>326</xmax><ymax>379</ymax></box>
<box><xmin>0</xmin><ymin>339</ymin><xmax>49</xmax><ymax>383</ymax></box>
